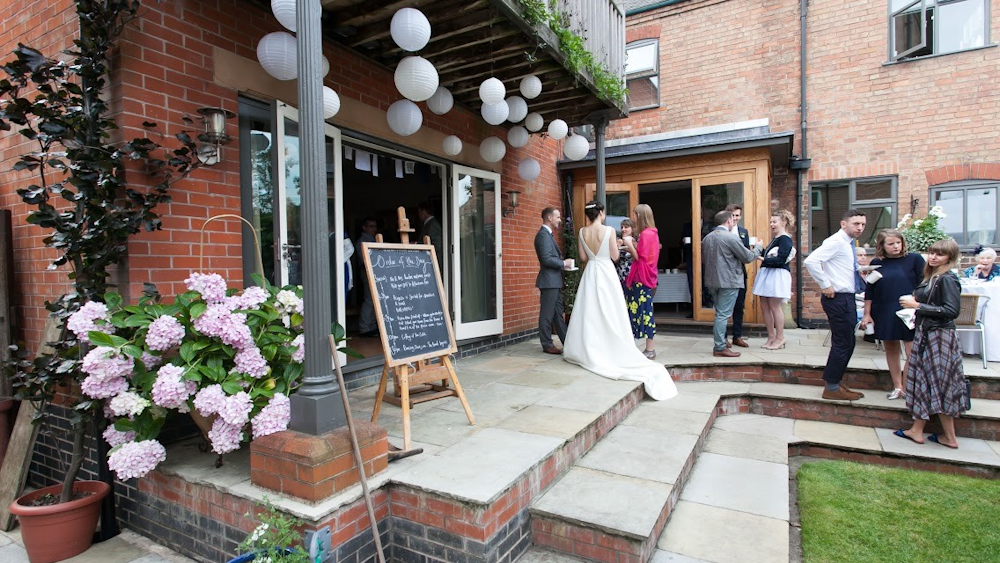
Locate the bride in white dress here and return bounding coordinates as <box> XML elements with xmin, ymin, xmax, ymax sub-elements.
<box><xmin>563</xmin><ymin>201</ymin><xmax>677</xmax><ymax>401</ymax></box>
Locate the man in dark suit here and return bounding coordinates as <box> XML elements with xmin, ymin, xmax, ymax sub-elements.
<box><xmin>417</xmin><ymin>201</ymin><xmax>443</xmax><ymax>271</ymax></box>
<box><xmin>726</xmin><ymin>203</ymin><xmax>752</xmax><ymax>347</ymax></box>
<box><xmin>535</xmin><ymin>207</ymin><xmax>571</xmax><ymax>354</ymax></box>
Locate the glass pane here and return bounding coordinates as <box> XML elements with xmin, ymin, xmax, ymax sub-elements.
<box><xmin>699</xmin><ymin>181</ymin><xmax>743</xmax><ymax>311</ymax></box>
<box><xmin>326</xmin><ymin>136</ymin><xmax>341</xmax><ymax>325</ymax></box>
<box><xmin>809</xmin><ymin>184</ymin><xmax>848</xmax><ymax>251</ymax></box>
<box><xmin>457</xmin><ymin>174</ymin><xmax>497</xmax><ymax>324</ymax></box>
<box><xmin>967</xmin><ymin>187</ymin><xmax>997</xmax><ymax>245</ymax></box>
<box><xmin>853</xmin><ymin>205</ymin><xmax>894</xmax><ymax>249</ymax></box>
<box><xmin>606</xmin><ymin>193</ymin><xmax>630</xmax><ymax>217</ymax></box>
<box><xmin>855</xmin><ymin>178</ymin><xmax>893</xmax><ymax>201</ymax></box>
<box><xmin>939</xmin><ymin>0</ymin><xmax>986</xmax><ymax>53</ymax></box>
<box><xmin>625</xmin><ymin>42</ymin><xmax>657</xmax><ymax>75</ymax></box>
<box><xmin>247</xmin><ymin>124</ymin><xmax>276</xmax><ymax>285</ymax></box>
<box><xmin>934</xmin><ymin>190</ymin><xmax>966</xmax><ymax>244</ymax></box>
<box><xmin>282</xmin><ymin>117</ymin><xmax>302</xmax><ymax>286</ymax></box>
<box><xmin>626</xmin><ymin>76</ymin><xmax>658</xmax><ymax>109</ymax></box>
<box><xmin>892</xmin><ymin>6</ymin><xmax>931</xmax><ymax>58</ymax></box>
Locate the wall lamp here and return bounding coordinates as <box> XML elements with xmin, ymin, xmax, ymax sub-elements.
<box><xmin>196</xmin><ymin>107</ymin><xmax>235</xmax><ymax>166</ymax></box>
<box><xmin>503</xmin><ymin>190</ymin><xmax>521</xmax><ymax>217</ymax></box>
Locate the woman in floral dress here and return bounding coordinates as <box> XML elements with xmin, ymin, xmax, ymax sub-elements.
<box><xmin>624</xmin><ymin>204</ymin><xmax>661</xmax><ymax>359</ymax></box>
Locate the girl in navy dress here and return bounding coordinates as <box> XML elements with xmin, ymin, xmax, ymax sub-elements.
<box><xmin>862</xmin><ymin>229</ymin><xmax>925</xmax><ymax>400</ymax></box>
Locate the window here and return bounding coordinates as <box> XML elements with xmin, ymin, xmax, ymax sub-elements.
<box><xmin>889</xmin><ymin>0</ymin><xmax>989</xmax><ymax>62</ymax></box>
<box><xmin>931</xmin><ymin>180</ymin><xmax>1000</xmax><ymax>247</ymax></box>
<box><xmin>809</xmin><ymin>177</ymin><xmax>897</xmax><ymax>251</ymax></box>
<box><xmin>625</xmin><ymin>40</ymin><xmax>659</xmax><ymax>111</ymax></box>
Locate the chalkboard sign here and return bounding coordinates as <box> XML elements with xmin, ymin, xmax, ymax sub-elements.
<box><xmin>362</xmin><ymin>243</ymin><xmax>457</xmax><ymax>366</ymax></box>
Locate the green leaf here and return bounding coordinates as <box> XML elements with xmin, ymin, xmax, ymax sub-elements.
<box><xmin>105</xmin><ymin>292</ymin><xmax>123</xmax><ymax>310</ymax></box>
<box><xmin>88</xmin><ymin>331</ymin><xmax>116</xmax><ymax>347</ymax></box>
<box><xmin>179</xmin><ymin>341</ymin><xmax>195</xmax><ymax>363</ymax></box>
<box><xmin>222</xmin><ymin>380</ymin><xmax>243</xmax><ymax>395</ymax></box>
<box><xmin>121</xmin><ymin>344</ymin><xmax>143</xmax><ymax>359</ymax></box>
<box><xmin>122</xmin><ymin>314</ymin><xmax>152</xmax><ymax>328</ymax></box>
<box><xmin>188</xmin><ymin>301</ymin><xmax>207</xmax><ymax>320</ymax></box>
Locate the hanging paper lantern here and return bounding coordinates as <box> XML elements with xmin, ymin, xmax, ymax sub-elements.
<box><xmin>394</xmin><ymin>56</ymin><xmax>438</xmax><ymax>102</ymax></box>
<box><xmin>518</xmin><ymin>158</ymin><xmax>541</xmax><ymax>181</ymax></box>
<box><xmin>386</xmin><ymin>99</ymin><xmax>422</xmax><ymax>136</ymax></box>
<box><xmin>390</xmin><ymin>7</ymin><xmax>431</xmax><ymax>52</ymax></box>
<box><xmin>321</xmin><ymin>56</ymin><xmax>330</xmax><ymax>78</ymax></box>
<box><xmin>479</xmin><ymin>136</ymin><xmax>506</xmax><ymax>163</ymax></box>
<box><xmin>507</xmin><ymin>126</ymin><xmax>529</xmax><ymax>148</ymax></box>
<box><xmin>520</xmin><ymin>74</ymin><xmax>542</xmax><ymax>99</ymax></box>
<box><xmin>563</xmin><ymin>133</ymin><xmax>589</xmax><ymax>160</ymax></box>
<box><xmin>547</xmin><ymin>118</ymin><xmax>568</xmax><ymax>140</ymax></box>
<box><xmin>524</xmin><ymin>112</ymin><xmax>544</xmax><ymax>132</ymax></box>
<box><xmin>426</xmin><ymin>86</ymin><xmax>453</xmax><ymax>115</ymax></box>
<box><xmin>323</xmin><ymin>86</ymin><xmax>341</xmax><ymax>119</ymax></box>
<box><xmin>271</xmin><ymin>0</ymin><xmax>297</xmax><ymax>32</ymax></box>
<box><xmin>443</xmin><ymin>135</ymin><xmax>462</xmax><ymax>156</ymax></box>
<box><xmin>257</xmin><ymin>32</ymin><xmax>297</xmax><ymax>81</ymax></box>
<box><xmin>479</xmin><ymin>77</ymin><xmax>505</xmax><ymax>105</ymax></box>
<box><xmin>505</xmin><ymin>95</ymin><xmax>527</xmax><ymax>123</ymax></box>
<box><xmin>481</xmin><ymin>100</ymin><xmax>509</xmax><ymax>126</ymax></box>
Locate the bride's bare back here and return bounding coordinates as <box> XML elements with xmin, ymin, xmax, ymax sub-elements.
<box><xmin>579</xmin><ymin>223</ymin><xmax>618</xmax><ymax>263</ymax></box>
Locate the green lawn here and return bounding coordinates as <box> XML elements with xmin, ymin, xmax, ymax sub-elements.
<box><xmin>797</xmin><ymin>460</ymin><xmax>1000</xmax><ymax>563</ymax></box>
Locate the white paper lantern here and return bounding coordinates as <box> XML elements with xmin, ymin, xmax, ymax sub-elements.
<box><xmin>518</xmin><ymin>158</ymin><xmax>541</xmax><ymax>181</ymax></box>
<box><xmin>271</xmin><ymin>0</ymin><xmax>297</xmax><ymax>32</ymax></box>
<box><xmin>524</xmin><ymin>112</ymin><xmax>544</xmax><ymax>132</ymax></box>
<box><xmin>321</xmin><ymin>56</ymin><xmax>330</xmax><ymax>77</ymax></box>
<box><xmin>507</xmin><ymin>126</ymin><xmax>529</xmax><ymax>148</ymax></box>
<box><xmin>390</xmin><ymin>8</ymin><xmax>431</xmax><ymax>52</ymax></box>
<box><xmin>257</xmin><ymin>32</ymin><xmax>297</xmax><ymax>81</ymax></box>
<box><xmin>563</xmin><ymin>133</ymin><xmax>590</xmax><ymax>160</ymax></box>
<box><xmin>480</xmin><ymin>100</ymin><xmax>509</xmax><ymax>126</ymax></box>
<box><xmin>323</xmin><ymin>86</ymin><xmax>341</xmax><ymax>119</ymax></box>
<box><xmin>443</xmin><ymin>135</ymin><xmax>462</xmax><ymax>156</ymax></box>
<box><xmin>387</xmin><ymin>99</ymin><xmax>422</xmax><ymax>136</ymax></box>
<box><xmin>547</xmin><ymin>118</ymin><xmax>568</xmax><ymax>140</ymax></box>
<box><xmin>394</xmin><ymin>56</ymin><xmax>438</xmax><ymax>102</ymax></box>
<box><xmin>505</xmin><ymin>95</ymin><xmax>527</xmax><ymax>123</ymax></box>
<box><xmin>479</xmin><ymin>77</ymin><xmax>505</xmax><ymax>105</ymax></box>
<box><xmin>519</xmin><ymin>74</ymin><xmax>542</xmax><ymax>99</ymax></box>
<box><xmin>479</xmin><ymin>136</ymin><xmax>506</xmax><ymax>163</ymax></box>
<box><xmin>426</xmin><ymin>86</ymin><xmax>453</xmax><ymax>115</ymax></box>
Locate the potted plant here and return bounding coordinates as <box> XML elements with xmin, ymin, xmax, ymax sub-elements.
<box><xmin>898</xmin><ymin>205</ymin><xmax>950</xmax><ymax>253</ymax></box>
<box><xmin>230</xmin><ymin>499</ymin><xmax>311</xmax><ymax>563</ymax></box>
<box><xmin>1</xmin><ymin>2</ymin><xmax>203</xmax><ymax>561</ymax></box>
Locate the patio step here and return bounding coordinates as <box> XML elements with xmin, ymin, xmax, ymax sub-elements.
<box><xmin>528</xmin><ymin>392</ymin><xmax>720</xmax><ymax>563</ymax></box>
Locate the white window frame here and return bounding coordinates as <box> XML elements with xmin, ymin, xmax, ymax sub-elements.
<box><xmin>624</xmin><ymin>39</ymin><xmax>660</xmax><ymax>112</ymax></box>
<box><xmin>809</xmin><ymin>176</ymin><xmax>898</xmax><ymax>251</ymax></box>
<box><xmin>888</xmin><ymin>0</ymin><xmax>991</xmax><ymax>62</ymax></box>
<box><xmin>931</xmin><ymin>180</ymin><xmax>1000</xmax><ymax>248</ymax></box>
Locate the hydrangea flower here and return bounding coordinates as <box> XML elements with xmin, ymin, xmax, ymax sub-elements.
<box><xmin>291</xmin><ymin>334</ymin><xmax>305</xmax><ymax>363</ymax></box>
<box><xmin>107</xmin><ymin>439</ymin><xmax>167</xmax><ymax>480</ymax></box>
<box><xmin>184</xmin><ymin>272</ymin><xmax>228</xmax><ymax>304</ymax></box>
<box><xmin>275</xmin><ymin>290</ymin><xmax>304</xmax><ymax>327</ymax></box>
<box><xmin>145</xmin><ymin>315</ymin><xmax>185</xmax><ymax>351</ymax></box>
<box><xmin>251</xmin><ymin>393</ymin><xmax>291</xmax><ymax>438</ymax></box>
<box><xmin>66</xmin><ymin>301</ymin><xmax>114</xmax><ymax>339</ymax></box>
<box><xmin>207</xmin><ymin>418</ymin><xmax>243</xmax><ymax>454</ymax></box>
<box><xmin>217</xmin><ymin>391</ymin><xmax>253</xmax><ymax>426</ymax></box>
<box><xmin>229</xmin><ymin>286</ymin><xmax>269</xmax><ymax>310</ymax></box>
<box><xmin>103</xmin><ymin>426</ymin><xmax>137</xmax><ymax>448</ymax></box>
<box><xmin>141</xmin><ymin>352</ymin><xmax>163</xmax><ymax>370</ymax></box>
<box><xmin>193</xmin><ymin>384</ymin><xmax>227</xmax><ymax>416</ymax></box>
<box><xmin>109</xmin><ymin>391</ymin><xmax>151</xmax><ymax>417</ymax></box>
<box><xmin>81</xmin><ymin>374</ymin><xmax>128</xmax><ymax>399</ymax></box>
<box><xmin>151</xmin><ymin>365</ymin><xmax>197</xmax><ymax>410</ymax></box>
<box><xmin>192</xmin><ymin>305</ymin><xmax>253</xmax><ymax>350</ymax></box>
<box><xmin>81</xmin><ymin>346</ymin><xmax>134</xmax><ymax>380</ymax></box>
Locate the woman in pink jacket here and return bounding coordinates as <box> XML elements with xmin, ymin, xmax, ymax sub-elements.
<box><xmin>623</xmin><ymin>204</ymin><xmax>661</xmax><ymax>359</ymax></box>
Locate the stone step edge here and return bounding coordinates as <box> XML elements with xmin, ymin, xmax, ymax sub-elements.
<box><xmin>666</xmin><ymin>359</ymin><xmax>998</xmax><ymax>380</ymax></box>
<box><xmin>790</xmin><ymin>443</ymin><xmax>1000</xmax><ymax>477</ymax></box>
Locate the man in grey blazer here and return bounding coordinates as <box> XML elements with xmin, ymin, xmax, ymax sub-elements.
<box><xmin>702</xmin><ymin>210</ymin><xmax>760</xmax><ymax>357</ymax></box>
<box><xmin>535</xmin><ymin>207</ymin><xmax>571</xmax><ymax>354</ymax></box>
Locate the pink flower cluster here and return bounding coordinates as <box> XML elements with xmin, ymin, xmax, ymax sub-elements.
<box><xmin>251</xmin><ymin>393</ymin><xmax>291</xmax><ymax>438</ymax></box>
<box><xmin>184</xmin><ymin>272</ymin><xmax>229</xmax><ymax>304</ymax></box>
<box><xmin>151</xmin><ymin>365</ymin><xmax>197</xmax><ymax>411</ymax></box>
<box><xmin>217</xmin><ymin>392</ymin><xmax>253</xmax><ymax>426</ymax></box>
<box><xmin>107</xmin><ymin>440</ymin><xmax>167</xmax><ymax>480</ymax></box>
<box><xmin>145</xmin><ymin>315</ymin><xmax>185</xmax><ymax>351</ymax></box>
<box><xmin>194</xmin><ymin>387</ymin><xmax>254</xmax><ymax>454</ymax></box>
<box><xmin>109</xmin><ymin>391</ymin><xmax>150</xmax><ymax>417</ymax></box>
<box><xmin>81</xmin><ymin>346</ymin><xmax>134</xmax><ymax>399</ymax></box>
<box><xmin>103</xmin><ymin>426</ymin><xmax>136</xmax><ymax>448</ymax></box>
<box><xmin>193</xmin><ymin>384</ymin><xmax>227</xmax><ymax>415</ymax></box>
<box><xmin>227</xmin><ymin>286</ymin><xmax>269</xmax><ymax>310</ymax></box>
<box><xmin>207</xmin><ymin>418</ymin><xmax>243</xmax><ymax>454</ymax></box>
<box><xmin>291</xmin><ymin>334</ymin><xmax>305</xmax><ymax>363</ymax></box>
<box><xmin>66</xmin><ymin>301</ymin><xmax>114</xmax><ymax>339</ymax></box>
<box><xmin>233</xmin><ymin>347</ymin><xmax>269</xmax><ymax>379</ymax></box>
<box><xmin>193</xmin><ymin>304</ymin><xmax>254</xmax><ymax>349</ymax></box>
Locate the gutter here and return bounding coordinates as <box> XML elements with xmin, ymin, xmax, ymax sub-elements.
<box><xmin>626</xmin><ymin>0</ymin><xmax>687</xmax><ymax>16</ymax></box>
<box><xmin>794</xmin><ymin>0</ymin><xmax>811</xmax><ymax>327</ymax></box>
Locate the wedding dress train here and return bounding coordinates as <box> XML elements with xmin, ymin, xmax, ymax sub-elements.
<box><xmin>563</xmin><ymin>226</ymin><xmax>677</xmax><ymax>400</ymax></box>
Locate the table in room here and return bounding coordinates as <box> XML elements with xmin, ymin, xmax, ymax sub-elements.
<box><xmin>652</xmin><ymin>272</ymin><xmax>691</xmax><ymax>310</ymax></box>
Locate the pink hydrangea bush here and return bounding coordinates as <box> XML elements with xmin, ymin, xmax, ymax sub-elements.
<box><xmin>73</xmin><ymin>273</ymin><xmax>321</xmax><ymax>481</ymax></box>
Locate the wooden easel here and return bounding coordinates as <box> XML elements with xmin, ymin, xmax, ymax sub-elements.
<box><xmin>362</xmin><ymin>207</ymin><xmax>474</xmax><ymax>451</ymax></box>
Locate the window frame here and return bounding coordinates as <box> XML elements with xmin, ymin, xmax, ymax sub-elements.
<box><xmin>930</xmin><ymin>179</ymin><xmax>1000</xmax><ymax>249</ymax></box>
<box><xmin>808</xmin><ymin>176</ymin><xmax>898</xmax><ymax>252</ymax></box>
<box><xmin>624</xmin><ymin>39</ymin><xmax>660</xmax><ymax>112</ymax></box>
<box><xmin>887</xmin><ymin>0</ymin><xmax>992</xmax><ymax>62</ymax></box>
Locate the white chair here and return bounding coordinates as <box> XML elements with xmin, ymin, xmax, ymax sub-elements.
<box><xmin>956</xmin><ymin>293</ymin><xmax>989</xmax><ymax>369</ymax></box>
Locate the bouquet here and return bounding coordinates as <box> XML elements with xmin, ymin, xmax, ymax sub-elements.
<box><xmin>69</xmin><ymin>272</ymin><xmax>323</xmax><ymax>481</ymax></box>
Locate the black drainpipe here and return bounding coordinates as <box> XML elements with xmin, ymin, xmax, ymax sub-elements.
<box><xmin>793</xmin><ymin>0</ymin><xmax>812</xmax><ymax>327</ymax></box>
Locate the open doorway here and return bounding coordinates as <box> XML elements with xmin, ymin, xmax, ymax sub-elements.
<box><xmin>639</xmin><ymin>181</ymin><xmax>695</xmax><ymax>321</ymax></box>
<box><xmin>341</xmin><ymin>138</ymin><xmax>447</xmax><ymax>363</ymax></box>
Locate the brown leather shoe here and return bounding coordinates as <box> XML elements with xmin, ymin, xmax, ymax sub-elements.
<box><xmin>543</xmin><ymin>346</ymin><xmax>563</xmax><ymax>355</ymax></box>
<box><xmin>713</xmin><ymin>349</ymin><xmax>741</xmax><ymax>358</ymax></box>
<box><xmin>725</xmin><ymin>339</ymin><xmax>733</xmax><ymax>349</ymax></box>
<box><xmin>733</xmin><ymin>337</ymin><xmax>749</xmax><ymax>348</ymax></box>
<box><xmin>822</xmin><ymin>387</ymin><xmax>863</xmax><ymax>401</ymax></box>
<box><xmin>838</xmin><ymin>383</ymin><xmax>865</xmax><ymax>398</ymax></box>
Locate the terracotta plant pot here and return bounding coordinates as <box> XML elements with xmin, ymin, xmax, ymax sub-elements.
<box><xmin>9</xmin><ymin>480</ymin><xmax>111</xmax><ymax>563</ymax></box>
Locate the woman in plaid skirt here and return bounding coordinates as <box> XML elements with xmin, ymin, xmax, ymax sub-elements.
<box><xmin>895</xmin><ymin>238</ymin><xmax>967</xmax><ymax>449</ymax></box>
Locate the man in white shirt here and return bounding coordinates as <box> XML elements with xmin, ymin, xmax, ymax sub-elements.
<box><xmin>803</xmin><ymin>209</ymin><xmax>868</xmax><ymax>401</ymax></box>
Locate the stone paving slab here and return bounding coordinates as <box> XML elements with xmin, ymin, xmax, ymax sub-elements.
<box><xmin>650</xmin><ymin>551</ymin><xmax>712</xmax><ymax>563</ymax></box>
<box><xmin>649</xmin><ymin>391</ymin><xmax>720</xmax><ymax>413</ymax></box>
<box><xmin>874</xmin><ymin>427</ymin><xmax>1000</xmax><ymax>466</ymax></box>
<box><xmin>703</xmin><ymin>429</ymin><xmax>788</xmax><ymax>464</ymax></box>
<box><xmin>679</xmin><ymin>452</ymin><xmax>789</xmax><ymax>521</ymax></box>
<box><xmin>535</xmin><ymin>377</ymin><xmax>639</xmax><ymax>413</ymax></box>
<box><xmin>437</xmin><ymin>382</ymin><xmax>550</xmax><ymax>418</ymax></box>
<box><xmin>377</xmin><ymin>406</ymin><xmax>482</xmax><ymax>447</ymax></box>
<box><xmin>532</xmin><ymin>467</ymin><xmax>672</xmax><ymax>540</ymax></box>
<box><xmin>504</xmin><ymin>368</ymin><xmax>582</xmax><ymax>389</ymax></box>
<box><xmin>710</xmin><ymin>414</ymin><xmax>799</xmax><ymax>443</ymax></box>
<box><xmin>623</xmin><ymin>404</ymin><xmax>713</xmax><ymax>436</ymax></box>
<box><xmin>793</xmin><ymin>420</ymin><xmax>882</xmax><ymax>451</ymax></box>
<box><xmin>674</xmin><ymin>381</ymin><xmax>753</xmax><ymax>396</ymax></box>
<box><xmin>989</xmin><ymin>440</ymin><xmax>1000</xmax><ymax>457</ymax></box>
<box><xmin>516</xmin><ymin>548</ymin><xmax>588</xmax><ymax>563</ymax></box>
<box><xmin>656</xmin><ymin>501</ymin><xmax>789</xmax><ymax>563</ymax></box>
<box><xmin>393</xmin><ymin>427</ymin><xmax>562</xmax><ymax>504</ymax></box>
<box><xmin>577</xmin><ymin>425</ymin><xmax>700</xmax><ymax>485</ymax></box>
<box><xmin>496</xmin><ymin>405</ymin><xmax>598</xmax><ymax>440</ymax></box>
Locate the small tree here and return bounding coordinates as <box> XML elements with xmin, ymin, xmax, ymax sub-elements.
<box><xmin>1</xmin><ymin>0</ymin><xmax>203</xmax><ymax>502</ymax></box>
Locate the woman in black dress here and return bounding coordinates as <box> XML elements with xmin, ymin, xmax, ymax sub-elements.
<box><xmin>896</xmin><ymin>238</ymin><xmax>966</xmax><ymax>449</ymax></box>
<box><xmin>861</xmin><ymin>229</ymin><xmax>924</xmax><ymax>400</ymax></box>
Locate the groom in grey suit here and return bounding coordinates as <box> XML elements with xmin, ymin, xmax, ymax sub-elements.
<box><xmin>535</xmin><ymin>207</ymin><xmax>570</xmax><ymax>354</ymax></box>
